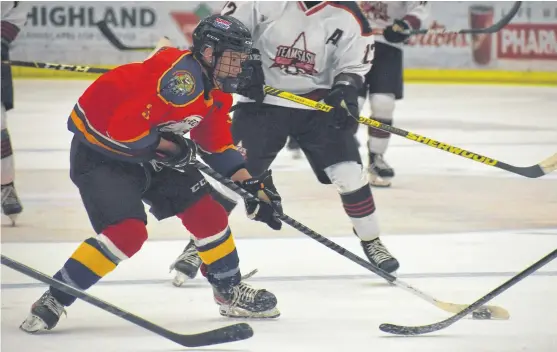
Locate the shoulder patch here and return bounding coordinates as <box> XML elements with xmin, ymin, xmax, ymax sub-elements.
<box><xmin>329</xmin><ymin>1</ymin><xmax>373</xmax><ymax>36</ymax></box>
<box><xmin>158</xmin><ymin>53</ymin><xmax>205</xmax><ymax>107</ymax></box>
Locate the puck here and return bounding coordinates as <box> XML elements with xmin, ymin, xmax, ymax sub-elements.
<box><xmin>472</xmin><ymin>307</ymin><xmax>492</xmax><ymax>320</ymax></box>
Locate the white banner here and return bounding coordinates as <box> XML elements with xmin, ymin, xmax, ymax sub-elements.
<box><xmin>11</xmin><ymin>1</ymin><xmax>557</xmax><ymax>71</ymax></box>
<box><xmin>404</xmin><ymin>1</ymin><xmax>557</xmax><ymax>71</ymax></box>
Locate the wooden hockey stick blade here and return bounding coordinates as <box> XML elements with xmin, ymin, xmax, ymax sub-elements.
<box><xmin>379</xmin><ymin>249</ymin><xmax>557</xmax><ymax>336</ymax></box>
<box><xmin>192</xmin><ymin>161</ymin><xmax>509</xmax><ymax>320</ymax></box>
<box><xmin>262</xmin><ymin>86</ymin><xmax>556</xmax><ymax>178</ymax></box>
<box><xmin>96</xmin><ymin>20</ymin><xmax>156</xmax><ymax>51</ymax></box>
<box><xmin>1</xmin><ymin>255</ymin><xmax>253</xmax><ymax>347</ymax></box>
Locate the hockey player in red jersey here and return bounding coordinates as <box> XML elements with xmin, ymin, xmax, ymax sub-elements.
<box><xmin>20</xmin><ymin>15</ymin><xmax>281</xmax><ymax>334</ymax></box>
<box><xmin>170</xmin><ymin>1</ymin><xmax>400</xmax><ymax>286</ymax></box>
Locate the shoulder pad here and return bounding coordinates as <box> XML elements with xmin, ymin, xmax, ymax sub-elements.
<box><xmin>330</xmin><ymin>1</ymin><xmax>373</xmax><ymax>36</ymax></box>
<box><xmin>158</xmin><ymin>53</ymin><xmax>205</xmax><ymax>107</ymax></box>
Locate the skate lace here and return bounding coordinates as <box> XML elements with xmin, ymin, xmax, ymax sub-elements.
<box><xmin>363</xmin><ymin>240</ymin><xmax>392</xmax><ymax>264</ymax></box>
<box><xmin>41</xmin><ymin>293</ymin><xmax>66</xmax><ymax>317</ymax></box>
<box><xmin>169</xmin><ymin>243</ymin><xmax>201</xmax><ymax>271</ymax></box>
<box><xmin>372</xmin><ymin>154</ymin><xmax>391</xmax><ymax>170</ymax></box>
<box><xmin>231</xmin><ymin>283</ymin><xmax>259</xmax><ymax>307</ymax></box>
<box><xmin>1</xmin><ymin>186</ymin><xmax>19</xmax><ymax>206</ymax></box>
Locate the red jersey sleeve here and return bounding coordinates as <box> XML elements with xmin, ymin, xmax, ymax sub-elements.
<box><xmin>190</xmin><ymin>91</ymin><xmax>235</xmax><ymax>153</ymax></box>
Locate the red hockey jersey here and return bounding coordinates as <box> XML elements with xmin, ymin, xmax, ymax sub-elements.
<box><xmin>68</xmin><ymin>47</ymin><xmax>241</xmax><ymax>173</ymax></box>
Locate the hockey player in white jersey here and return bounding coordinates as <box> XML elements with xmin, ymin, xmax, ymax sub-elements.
<box><xmin>1</xmin><ymin>1</ymin><xmax>29</xmax><ymax>225</ymax></box>
<box><xmin>358</xmin><ymin>1</ymin><xmax>429</xmax><ymax>187</ymax></box>
<box><xmin>170</xmin><ymin>1</ymin><xmax>400</xmax><ymax>286</ymax></box>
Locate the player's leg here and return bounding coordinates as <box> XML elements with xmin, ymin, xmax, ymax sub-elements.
<box><xmin>148</xmin><ymin>166</ymin><xmax>279</xmax><ymax>318</ymax></box>
<box><xmin>286</xmin><ymin>136</ymin><xmax>303</xmax><ymax>159</ymax></box>
<box><xmin>298</xmin><ymin>111</ymin><xmax>400</xmax><ymax>273</ymax></box>
<box><xmin>1</xmin><ymin>45</ymin><xmax>22</xmax><ymax>224</ymax></box>
<box><xmin>21</xmin><ymin>138</ymin><xmax>149</xmax><ymax>333</ymax></box>
<box><xmin>169</xmin><ymin>104</ymin><xmax>289</xmax><ymax>286</ymax></box>
<box><xmin>365</xmin><ymin>42</ymin><xmax>403</xmax><ymax>187</ymax></box>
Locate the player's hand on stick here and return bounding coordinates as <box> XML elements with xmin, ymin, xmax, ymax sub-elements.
<box><xmin>154</xmin><ymin>133</ymin><xmax>198</xmax><ymax>169</ymax></box>
<box><xmin>383</xmin><ymin>19</ymin><xmax>411</xmax><ymax>43</ymax></box>
<box><xmin>237</xmin><ymin>170</ymin><xmax>283</xmax><ymax>230</ymax></box>
<box><xmin>236</xmin><ymin>48</ymin><xmax>266</xmax><ymax>104</ymax></box>
<box><xmin>324</xmin><ymin>83</ymin><xmax>359</xmax><ymax>130</ymax></box>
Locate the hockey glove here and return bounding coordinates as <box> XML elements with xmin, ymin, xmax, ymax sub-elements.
<box><xmin>236</xmin><ymin>48</ymin><xmax>266</xmax><ymax>104</ymax></box>
<box><xmin>238</xmin><ymin>170</ymin><xmax>283</xmax><ymax>230</ymax></box>
<box><xmin>383</xmin><ymin>19</ymin><xmax>411</xmax><ymax>44</ymax></box>
<box><xmin>155</xmin><ymin>133</ymin><xmax>197</xmax><ymax>170</ymax></box>
<box><xmin>324</xmin><ymin>81</ymin><xmax>360</xmax><ymax>130</ymax></box>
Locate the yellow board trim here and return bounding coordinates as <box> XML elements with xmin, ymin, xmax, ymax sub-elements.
<box><xmin>71</xmin><ymin>242</ymin><xmax>117</xmax><ymax>277</ymax></box>
<box><xmin>12</xmin><ymin>66</ymin><xmax>557</xmax><ymax>86</ymax></box>
<box><xmin>197</xmin><ymin>234</ymin><xmax>236</xmax><ymax>265</ymax></box>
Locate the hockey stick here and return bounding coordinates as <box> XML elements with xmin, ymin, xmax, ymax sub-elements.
<box><xmin>1</xmin><ymin>60</ymin><xmax>109</xmax><ymax>74</ymax></box>
<box><xmin>380</xmin><ymin>248</ymin><xmax>557</xmax><ymax>335</ymax></box>
<box><xmin>96</xmin><ymin>20</ymin><xmax>156</xmax><ymax>51</ymax></box>
<box><xmin>1</xmin><ymin>255</ymin><xmax>253</xmax><ymax>347</ymax></box>
<box><xmin>262</xmin><ymin>86</ymin><xmax>557</xmax><ymax>179</ymax></box>
<box><xmin>191</xmin><ymin>161</ymin><xmax>510</xmax><ymax>320</ymax></box>
<box><xmin>6</xmin><ymin>59</ymin><xmax>556</xmax><ymax>178</ymax></box>
<box><xmin>371</xmin><ymin>1</ymin><xmax>522</xmax><ymax>36</ymax></box>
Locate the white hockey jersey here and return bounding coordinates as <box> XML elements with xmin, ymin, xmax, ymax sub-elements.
<box><xmin>222</xmin><ymin>1</ymin><xmax>375</xmax><ymax>109</ymax></box>
<box><xmin>1</xmin><ymin>1</ymin><xmax>29</xmax><ymax>46</ymax></box>
<box><xmin>357</xmin><ymin>1</ymin><xmax>429</xmax><ymax>47</ymax></box>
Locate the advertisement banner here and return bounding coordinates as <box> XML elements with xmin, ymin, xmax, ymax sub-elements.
<box><xmin>10</xmin><ymin>1</ymin><xmax>557</xmax><ymax>72</ymax></box>
<box><xmin>404</xmin><ymin>1</ymin><xmax>557</xmax><ymax>71</ymax></box>
<box><xmin>12</xmin><ymin>1</ymin><xmax>225</xmax><ymax>64</ymax></box>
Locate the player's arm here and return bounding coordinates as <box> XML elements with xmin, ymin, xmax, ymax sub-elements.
<box><xmin>325</xmin><ymin>5</ymin><xmax>374</xmax><ymax>129</ymax></box>
<box><xmin>384</xmin><ymin>1</ymin><xmax>430</xmax><ymax>43</ymax></box>
<box><xmin>1</xmin><ymin>1</ymin><xmax>30</xmax><ymax>46</ymax></box>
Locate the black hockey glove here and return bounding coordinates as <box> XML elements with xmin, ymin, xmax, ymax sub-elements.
<box><xmin>236</xmin><ymin>48</ymin><xmax>266</xmax><ymax>104</ymax></box>
<box><xmin>324</xmin><ymin>79</ymin><xmax>360</xmax><ymax>130</ymax></box>
<box><xmin>383</xmin><ymin>19</ymin><xmax>411</xmax><ymax>44</ymax></box>
<box><xmin>154</xmin><ymin>133</ymin><xmax>197</xmax><ymax>170</ymax></box>
<box><xmin>237</xmin><ymin>170</ymin><xmax>283</xmax><ymax>230</ymax></box>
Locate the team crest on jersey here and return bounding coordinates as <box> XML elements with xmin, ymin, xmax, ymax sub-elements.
<box><xmin>158</xmin><ymin>115</ymin><xmax>202</xmax><ymax>134</ymax></box>
<box><xmin>168</xmin><ymin>70</ymin><xmax>196</xmax><ymax>96</ymax></box>
<box><xmin>270</xmin><ymin>32</ymin><xmax>318</xmax><ymax>76</ymax></box>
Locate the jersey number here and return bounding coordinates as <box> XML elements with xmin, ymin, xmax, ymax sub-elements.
<box><xmin>363</xmin><ymin>43</ymin><xmax>375</xmax><ymax>64</ymax></box>
<box><xmin>223</xmin><ymin>2</ymin><xmax>237</xmax><ymax>16</ymax></box>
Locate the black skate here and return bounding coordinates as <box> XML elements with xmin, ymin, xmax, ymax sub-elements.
<box><xmin>214</xmin><ymin>282</ymin><xmax>280</xmax><ymax>318</ymax></box>
<box><xmin>20</xmin><ymin>290</ymin><xmax>66</xmax><ymax>333</ymax></box>
<box><xmin>361</xmin><ymin>238</ymin><xmax>400</xmax><ymax>274</ymax></box>
<box><xmin>1</xmin><ymin>183</ymin><xmax>23</xmax><ymax>226</ymax></box>
<box><xmin>368</xmin><ymin>153</ymin><xmax>395</xmax><ymax>187</ymax></box>
<box><xmin>169</xmin><ymin>239</ymin><xmax>202</xmax><ymax>287</ymax></box>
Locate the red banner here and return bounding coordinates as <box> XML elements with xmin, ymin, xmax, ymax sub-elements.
<box><xmin>498</xmin><ymin>23</ymin><xmax>557</xmax><ymax>60</ymax></box>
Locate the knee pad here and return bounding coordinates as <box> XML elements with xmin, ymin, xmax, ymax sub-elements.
<box><xmin>178</xmin><ymin>194</ymin><xmax>229</xmax><ymax>241</ymax></box>
<box><xmin>369</xmin><ymin>93</ymin><xmax>395</xmax><ymax>120</ymax></box>
<box><xmin>101</xmin><ymin>218</ymin><xmax>148</xmax><ymax>259</ymax></box>
<box><xmin>324</xmin><ymin>161</ymin><xmax>367</xmax><ymax>194</ymax></box>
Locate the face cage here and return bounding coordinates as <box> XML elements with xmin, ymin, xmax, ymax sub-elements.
<box><xmin>213</xmin><ymin>47</ymin><xmax>254</xmax><ymax>93</ymax></box>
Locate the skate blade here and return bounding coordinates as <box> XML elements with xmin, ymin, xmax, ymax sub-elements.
<box><xmin>219</xmin><ymin>306</ymin><xmax>281</xmax><ymax>319</ymax></box>
<box><xmin>20</xmin><ymin>314</ymin><xmax>49</xmax><ymax>334</ymax></box>
<box><xmin>368</xmin><ymin>174</ymin><xmax>392</xmax><ymax>187</ymax></box>
<box><xmin>172</xmin><ymin>272</ymin><xmax>193</xmax><ymax>287</ymax></box>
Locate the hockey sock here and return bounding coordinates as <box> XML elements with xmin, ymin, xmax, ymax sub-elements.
<box><xmin>50</xmin><ymin>219</ymin><xmax>147</xmax><ymax>306</ymax></box>
<box><xmin>179</xmin><ymin>195</ymin><xmax>241</xmax><ymax>289</ymax></box>
<box><xmin>1</xmin><ymin>128</ymin><xmax>15</xmax><ymax>185</ymax></box>
<box><xmin>340</xmin><ymin>185</ymin><xmax>380</xmax><ymax>241</ymax></box>
<box><xmin>367</xmin><ymin>93</ymin><xmax>395</xmax><ymax>157</ymax></box>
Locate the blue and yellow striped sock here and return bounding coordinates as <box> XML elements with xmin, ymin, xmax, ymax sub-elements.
<box><xmin>51</xmin><ymin>237</ymin><xmax>120</xmax><ymax>306</ymax></box>
<box><xmin>196</xmin><ymin>226</ymin><xmax>241</xmax><ymax>289</ymax></box>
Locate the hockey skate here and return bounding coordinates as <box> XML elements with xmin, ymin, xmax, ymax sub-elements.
<box><xmin>1</xmin><ymin>183</ymin><xmax>23</xmax><ymax>226</ymax></box>
<box><xmin>368</xmin><ymin>153</ymin><xmax>395</xmax><ymax>187</ymax></box>
<box><xmin>361</xmin><ymin>238</ymin><xmax>400</xmax><ymax>274</ymax></box>
<box><xmin>214</xmin><ymin>281</ymin><xmax>280</xmax><ymax>318</ymax></box>
<box><xmin>169</xmin><ymin>239</ymin><xmax>202</xmax><ymax>287</ymax></box>
<box><xmin>20</xmin><ymin>290</ymin><xmax>66</xmax><ymax>333</ymax></box>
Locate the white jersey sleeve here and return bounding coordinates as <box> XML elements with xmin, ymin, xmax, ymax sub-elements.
<box><xmin>333</xmin><ymin>18</ymin><xmax>374</xmax><ymax>80</ymax></box>
<box><xmin>1</xmin><ymin>1</ymin><xmax>30</xmax><ymax>45</ymax></box>
<box><xmin>402</xmin><ymin>1</ymin><xmax>430</xmax><ymax>30</ymax></box>
<box><xmin>221</xmin><ymin>1</ymin><xmax>258</xmax><ymax>33</ymax></box>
